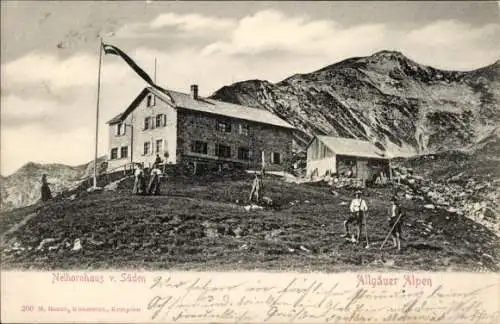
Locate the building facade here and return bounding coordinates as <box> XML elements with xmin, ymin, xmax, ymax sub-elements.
<box><xmin>306</xmin><ymin>136</ymin><xmax>390</xmax><ymax>182</ymax></box>
<box><xmin>106</xmin><ymin>85</ymin><xmax>295</xmax><ymax>172</ymax></box>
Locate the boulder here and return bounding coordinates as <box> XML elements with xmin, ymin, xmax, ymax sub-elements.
<box><xmin>72</xmin><ymin>238</ymin><xmax>82</xmax><ymax>251</ymax></box>
<box><xmin>262</xmin><ymin>196</ymin><xmax>273</xmax><ymax>205</ymax></box>
<box><xmin>36</xmin><ymin>238</ymin><xmax>57</xmax><ymax>251</ymax></box>
<box><xmin>244</xmin><ymin>204</ymin><xmax>264</xmax><ymax>211</ymax></box>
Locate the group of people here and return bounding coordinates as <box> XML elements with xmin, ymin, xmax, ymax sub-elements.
<box><xmin>247</xmin><ymin>172</ymin><xmax>405</xmax><ymax>251</ymax></box>
<box><xmin>40</xmin><ymin>159</ymin><xmax>404</xmax><ymax>251</ymax></box>
<box><xmin>344</xmin><ymin>190</ymin><xmax>405</xmax><ymax>250</ymax></box>
<box><xmin>132</xmin><ymin>162</ymin><xmax>163</xmax><ymax>196</ymax></box>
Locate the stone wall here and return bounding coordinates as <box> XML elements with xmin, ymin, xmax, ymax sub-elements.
<box><xmin>176</xmin><ymin>109</ymin><xmax>293</xmax><ymax>171</ymax></box>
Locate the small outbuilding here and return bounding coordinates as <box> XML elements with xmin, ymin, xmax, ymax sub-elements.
<box><xmin>306</xmin><ymin>136</ymin><xmax>390</xmax><ymax>183</ymax></box>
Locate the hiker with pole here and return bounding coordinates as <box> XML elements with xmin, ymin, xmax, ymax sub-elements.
<box><xmin>343</xmin><ymin>190</ymin><xmax>368</xmax><ymax>243</ymax></box>
<box><xmin>248</xmin><ymin>172</ymin><xmax>263</xmax><ymax>203</ymax></box>
<box><xmin>382</xmin><ymin>196</ymin><xmax>405</xmax><ymax>251</ymax></box>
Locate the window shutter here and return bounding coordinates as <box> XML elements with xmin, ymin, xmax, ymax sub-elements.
<box><xmin>162</xmin><ymin>114</ymin><xmax>167</xmax><ymax>127</ymax></box>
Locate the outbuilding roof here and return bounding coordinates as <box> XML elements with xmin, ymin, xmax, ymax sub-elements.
<box><xmin>107</xmin><ymin>87</ymin><xmax>295</xmax><ymax>129</ymax></box>
<box><xmin>313</xmin><ymin>135</ymin><xmax>387</xmax><ymax>159</ymax></box>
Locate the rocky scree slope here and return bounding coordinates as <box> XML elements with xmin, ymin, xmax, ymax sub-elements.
<box><xmin>392</xmin><ymin>131</ymin><xmax>500</xmax><ymax>237</ymax></box>
<box><xmin>211</xmin><ymin>51</ymin><xmax>500</xmax><ymax>156</ymax></box>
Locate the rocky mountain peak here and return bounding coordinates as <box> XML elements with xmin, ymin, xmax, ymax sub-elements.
<box><xmin>211</xmin><ymin>50</ymin><xmax>499</xmax><ymax>157</ymax></box>
<box><xmin>371</xmin><ymin>50</ymin><xmax>408</xmax><ymax>60</ymax></box>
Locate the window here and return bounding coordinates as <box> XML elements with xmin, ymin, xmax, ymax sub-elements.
<box><xmin>191</xmin><ymin>141</ymin><xmax>208</xmax><ymax>154</ymax></box>
<box><xmin>120</xmin><ymin>146</ymin><xmax>128</xmax><ymax>159</ymax></box>
<box><xmin>155</xmin><ymin>139</ymin><xmax>163</xmax><ymax>153</ymax></box>
<box><xmin>110</xmin><ymin>148</ymin><xmax>118</xmax><ymax>160</ymax></box>
<box><xmin>156</xmin><ymin>114</ymin><xmax>166</xmax><ymax>128</ymax></box>
<box><xmin>239</xmin><ymin>124</ymin><xmax>249</xmax><ymax>136</ymax></box>
<box><xmin>215</xmin><ymin>144</ymin><xmax>231</xmax><ymax>158</ymax></box>
<box><xmin>238</xmin><ymin>147</ymin><xmax>251</xmax><ymax>161</ymax></box>
<box><xmin>143</xmin><ymin>142</ymin><xmax>151</xmax><ymax>155</ymax></box>
<box><xmin>216</xmin><ymin>120</ymin><xmax>231</xmax><ymax>133</ymax></box>
<box><xmin>144</xmin><ymin>117</ymin><xmax>152</xmax><ymax>130</ymax></box>
<box><xmin>115</xmin><ymin>123</ymin><xmax>125</xmax><ymax>136</ymax></box>
<box><xmin>271</xmin><ymin>152</ymin><xmax>281</xmax><ymax>164</ymax></box>
<box><xmin>146</xmin><ymin>94</ymin><xmax>155</xmax><ymax>107</ymax></box>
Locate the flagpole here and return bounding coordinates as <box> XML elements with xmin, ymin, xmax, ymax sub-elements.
<box><xmin>154</xmin><ymin>57</ymin><xmax>157</xmax><ymax>83</ymax></box>
<box><xmin>93</xmin><ymin>39</ymin><xmax>103</xmax><ymax>189</ymax></box>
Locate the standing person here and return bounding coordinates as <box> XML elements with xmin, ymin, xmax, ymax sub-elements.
<box><xmin>147</xmin><ymin>164</ymin><xmax>162</xmax><ymax>195</ymax></box>
<box><xmin>248</xmin><ymin>173</ymin><xmax>263</xmax><ymax>203</ymax></box>
<box><xmin>40</xmin><ymin>174</ymin><xmax>52</xmax><ymax>202</ymax></box>
<box><xmin>388</xmin><ymin>197</ymin><xmax>404</xmax><ymax>251</ymax></box>
<box><xmin>155</xmin><ymin>154</ymin><xmax>163</xmax><ymax>166</ymax></box>
<box><xmin>343</xmin><ymin>190</ymin><xmax>368</xmax><ymax>242</ymax></box>
<box><xmin>132</xmin><ymin>165</ymin><xmax>145</xmax><ymax>195</ymax></box>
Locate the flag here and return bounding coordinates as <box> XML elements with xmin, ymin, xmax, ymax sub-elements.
<box><xmin>102</xmin><ymin>42</ymin><xmax>172</xmax><ymax>99</ymax></box>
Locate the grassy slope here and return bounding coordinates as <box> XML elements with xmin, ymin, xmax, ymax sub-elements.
<box><xmin>1</xmin><ymin>174</ymin><xmax>498</xmax><ymax>272</ymax></box>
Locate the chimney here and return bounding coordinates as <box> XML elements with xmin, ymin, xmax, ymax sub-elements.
<box><xmin>190</xmin><ymin>84</ymin><xmax>198</xmax><ymax>100</ymax></box>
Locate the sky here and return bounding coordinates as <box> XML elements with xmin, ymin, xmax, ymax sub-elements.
<box><xmin>1</xmin><ymin>1</ymin><xmax>499</xmax><ymax>176</ymax></box>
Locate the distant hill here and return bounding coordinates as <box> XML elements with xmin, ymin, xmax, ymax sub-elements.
<box><xmin>0</xmin><ymin>158</ymin><xmax>107</xmax><ymax>211</ymax></box>
<box><xmin>211</xmin><ymin>50</ymin><xmax>500</xmax><ymax>156</ymax></box>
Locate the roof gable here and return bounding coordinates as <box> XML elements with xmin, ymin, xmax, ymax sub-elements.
<box><xmin>106</xmin><ymin>88</ymin><xmax>149</xmax><ymax>125</ymax></box>
<box><xmin>108</xmin><ymin>87</ymin><xmax>294</xmax><ymax>129</ymax></box>
<box><xmin>313</xmin><ymin>135</ymin><xmax>387</xmax><ymax>159</ymax></box>
<box><xmin>154</xmin><ymin>88</ymin><xmax>294</xmax><ymax>129</ymax></box>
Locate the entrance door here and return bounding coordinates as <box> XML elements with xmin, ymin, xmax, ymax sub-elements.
<box><xmin>356</xmin><ymin>159</ymin><xmax>369</xmax><ymax>181</ymax></box>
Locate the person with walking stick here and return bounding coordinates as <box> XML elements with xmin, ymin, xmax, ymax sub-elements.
<box><xmin>386</xmin><ymin>197</ymin><xmax>405</xmax><ymax>251</ymax></box>
<box><xmin>248</xmin><ymin>172</ymin><xmax>263</xmax><ymax>203</ymax></box>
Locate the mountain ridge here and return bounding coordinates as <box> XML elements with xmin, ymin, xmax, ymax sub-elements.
<box><xmin>211</xmin><ymin>51</ymin><xmax>500</xmax><ymax>157</ymax></box>
<box><xmin>0</xmin><ymin>158</ymin><xmax>107</xmax><ymax>211</ymax></box>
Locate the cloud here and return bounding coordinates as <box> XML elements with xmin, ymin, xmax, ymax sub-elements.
<box><xmin>114</xmin><ymin>12</ymin><xmax>235</xmax><ymax>39</ymax></box>
<box><xmin>150</xmin><ymin>12</ymin><xmax>235</xmax><ymax>31</ymax></box>
<box><xmin>405</xmin><ymin>20</ymin><xmax>500</xmax><ymax>47</ymax></box>
<box><xmin>1</xmin><ymin>95</ymin><xmax>59</xmax><ymax>125</ymax></box>
<box><xmin>399</xmin><ymin>20</ymin><xmax>500</xmax><ymax>70</ymax></box>
<box><xmin>1</xmin><ymin>124</ymin><xmax>94</xmax><ymax>175</ymax></box>
<box><xmin>202</xmin><ymin>10</ymin><xmax>388</xmax><ymax>56</ymax></box>
<box><xmin>3</xmin><ymin>52</ymin><xmax>130</xmax><ymax>90</ymax></box>
<box><xmin>202</xmin><ymin>11</ymin><xmax>499</xmax><ymax>70</ymax></box>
